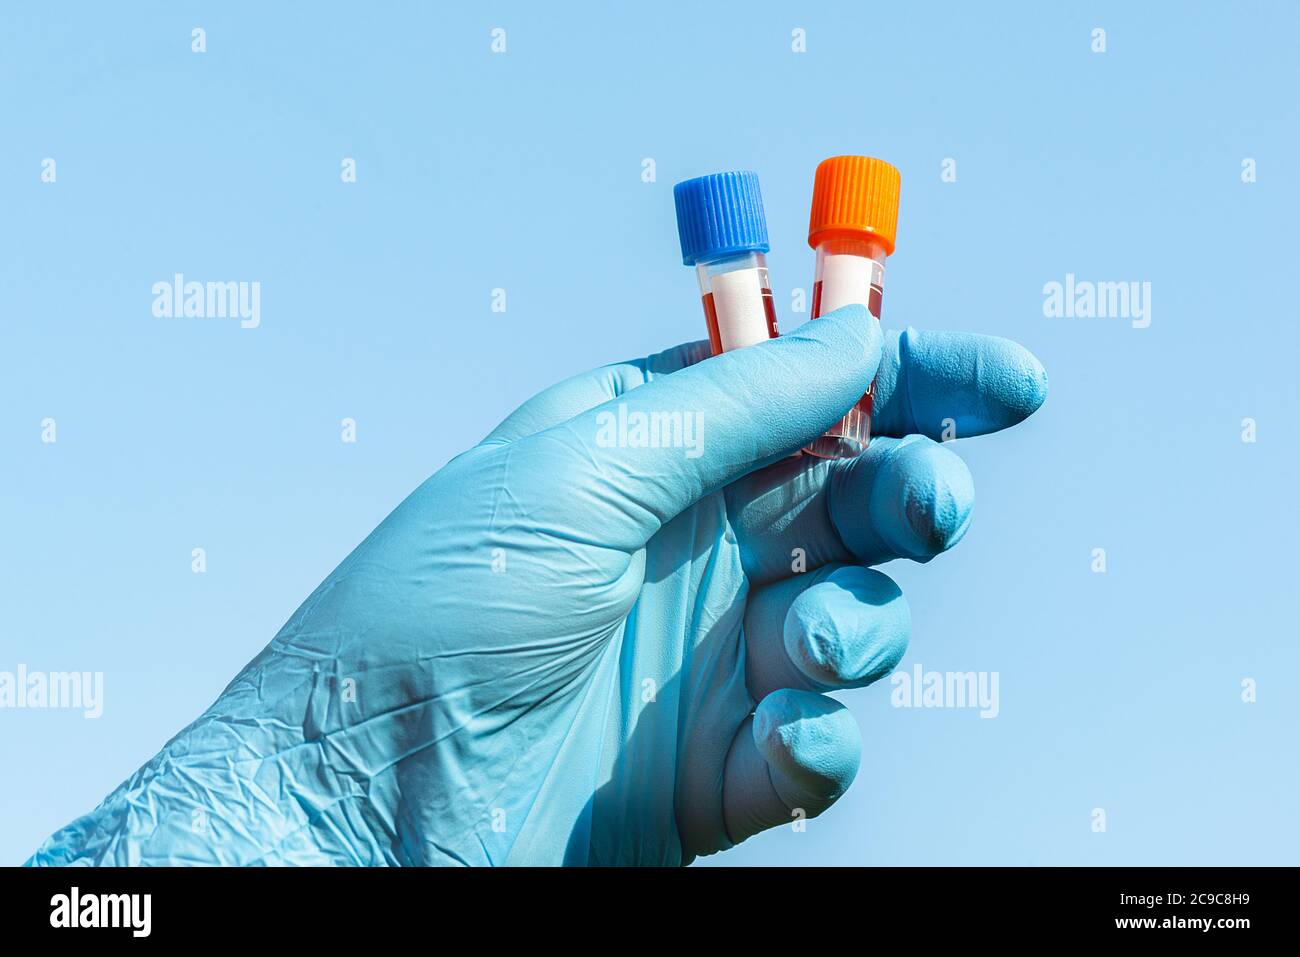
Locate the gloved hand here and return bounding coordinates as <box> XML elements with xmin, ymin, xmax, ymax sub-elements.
<box><xmin>27</xmin><ymin>306</ymin><xmax>1046</xmax><ymax>866</ymax></box>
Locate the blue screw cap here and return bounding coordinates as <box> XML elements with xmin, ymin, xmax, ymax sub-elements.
<box><xmin>673</xmin><ymin>170</ymin><xmax>770</xmax><ymax>266</ymax></box>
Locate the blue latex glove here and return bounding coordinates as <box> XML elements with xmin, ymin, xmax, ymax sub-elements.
<box><xmin>28</xmin><ymin>307</ymin><xmax>1046</xmax><ymax>866</ymax></box>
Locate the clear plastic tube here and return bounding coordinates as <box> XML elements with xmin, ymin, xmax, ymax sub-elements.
<box><xmin>804</xmin><ymin>236</ymin><xmax>887</xmax><ymax>458</ymax></box>
<box><xmin>695</xmin><ymin>250</ymin><xmax>779</xmax><ymax>355</ymax></box>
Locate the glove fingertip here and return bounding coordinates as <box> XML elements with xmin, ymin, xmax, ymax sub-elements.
<box><xmin>787</xmin><ymin>304</ymin><xmax>883</xmax><ymax>378</ymax></box>
<box><xmin>878</xmin><ymin>436</ymin><xmax>976</xmax><ymax>559</ymax></box>
<box><xmin>753</xmin><ymin>689</ymin><xmax>862</xmax><ymax>805</ymax></box>
<box><xmin>782</xmin><ymin>566</ymin><xmax>910</xmax><ymax>690</ymax></box>
<box><xmin>995</xmin><ymin>338</ymin><xmax>1049</xmax><ymax>422</ymax></box>
<box><xmin>892</xmin><ymin>328</ymin><xmax>1049</xmax><ymax>438</ymax></box>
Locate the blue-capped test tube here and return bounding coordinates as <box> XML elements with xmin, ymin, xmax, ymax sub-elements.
<box><xmin>673</xmin><ymin>171</ymin><xmax>779</xmax><ymax>355</ymax></box>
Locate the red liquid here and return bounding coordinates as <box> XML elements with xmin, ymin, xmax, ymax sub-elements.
<box><xmin>811</xmin><ymin>280</ymin><xmax>882</xmax><ymax>321</ymax></box>
<box><xmin>702</xmin><ymin>287</ymin><xmax>779</xmax><ymax>356</ymax></box>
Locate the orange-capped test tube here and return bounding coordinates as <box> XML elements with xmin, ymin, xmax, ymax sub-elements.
<box><xmin>804</xmin><ymin>156</ymin><xmax>901</xmax><ymax>459</ymax></box>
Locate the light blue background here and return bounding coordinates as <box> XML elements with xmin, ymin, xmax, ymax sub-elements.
<box><xmin>2</xmin><ymin>1</ymin><xmax>1296</xmax><ymax>866</ymax></box>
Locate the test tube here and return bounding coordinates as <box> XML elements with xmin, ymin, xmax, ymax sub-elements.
<box><xmin>673</xmin><ymin>171</ymin><xmax>778</xmax><ymax>355</ymax></box>
<box><xmin>803</xmin><ymin>156</ymin><xmax>901</xmax><ymax>459</ymax></box>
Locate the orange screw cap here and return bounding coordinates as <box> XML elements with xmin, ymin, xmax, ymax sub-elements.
<box><xmin>807</xmin><ymin>156</ymin><xmax>901</xmax><ymax>255</ymax></box>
